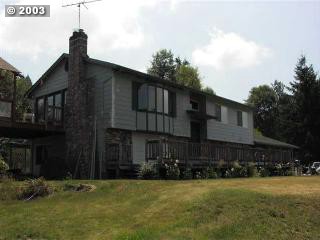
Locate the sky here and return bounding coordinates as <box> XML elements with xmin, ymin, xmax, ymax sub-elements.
<box><xmin>0</xmin><ymin>0</ymin><xmax>319</xmax><ymax>103</ymax></box>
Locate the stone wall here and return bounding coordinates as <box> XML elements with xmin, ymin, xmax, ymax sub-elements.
<box><xmin>64</xmin><ymin>30</ymin><xmax>95</xmax><ymax>179</ymax></box>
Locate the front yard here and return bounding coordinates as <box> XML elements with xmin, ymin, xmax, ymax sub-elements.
<box><xmin>0</xmin><ymin>177</ymin><xmax>320</xmax><ymax>240</ymax></box>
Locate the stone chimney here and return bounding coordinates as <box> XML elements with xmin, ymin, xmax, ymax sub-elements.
<box><xmin>65</xmin><ymin>29</ymin><xmax>94</xmax><ymax>179</ymax></box>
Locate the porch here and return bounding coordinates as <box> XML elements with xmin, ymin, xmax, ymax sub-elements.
<box><xmin>105</xmin><ymin>139</ymin><xmax>295</xmax><ymax>173</ymax></box>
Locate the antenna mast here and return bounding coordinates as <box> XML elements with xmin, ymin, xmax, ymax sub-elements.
<box><xmin>62</xmin><ymin>0</ymin><xmax>102</xmax><ymax>30</ymax></box>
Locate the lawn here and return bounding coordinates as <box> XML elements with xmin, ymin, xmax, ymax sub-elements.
<box><xmin>0</xmin><ymin>177</ymin><xmax>320</xmax><ymax>240</ymax></box>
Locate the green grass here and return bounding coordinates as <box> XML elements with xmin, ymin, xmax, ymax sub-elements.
<box><xmin>0</xmin><ymin>177</ymin><xmax>320</xmax><ymax>240</ymax></box>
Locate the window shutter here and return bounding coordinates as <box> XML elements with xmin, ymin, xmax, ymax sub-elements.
<box><xmin>132</xmin><ymin>82</ymin><xmax>140</xmax><ymax>110</ymax></box>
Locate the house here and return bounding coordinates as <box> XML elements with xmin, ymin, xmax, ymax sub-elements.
<box><xmin>1</xmin><ymin>30</ymin><xmax>298</xmax><ymax>179</ymax></box>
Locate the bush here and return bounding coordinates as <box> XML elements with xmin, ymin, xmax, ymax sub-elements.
<box><xmin>138</xmin><ymin>163</ymin><xmax>158</xmax><ymax>180</ymax></box>
<box><xmin>195</xmin><ymin>171</ymin><xmax>202</xmax><ymax>179</ymax></box>
<box><xmin>247</xmin><ymin>162</ymin><xmax>258</xmax><ymax>177</ymax></box>
<box><xmin>0</xmin><ymin>156</ymin><xmax>9</xmax><ymax>175</ymax></box>
<box><xmin>230</xmin><ymin>161</ymin><xmax>247</xmax><ymax>178</ymax></box>
<box><xmin>259</xmin><ymin>167</ymin><xmax>270</xmax><ymax>177</ymax></box>
<box><xmin>203</xmin><ymin>167</ymin><xmax>219</xmax><ymax>179</ymax></box>
<box><xmin>182</xmin><ymin>168</ymin><xmax>193</xmax><ymax>180</ymax></box>
<box><xmin>18</xmin><ymin>177</ymin><xmax>53</xmax><ymax>200</ymax></box>
<box><xmin>164</xmin><ymin>159</ymin><xmax>180</xmax><ymax>180</ymax></box>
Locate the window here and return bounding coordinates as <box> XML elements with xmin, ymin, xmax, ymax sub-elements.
<box><xmin>148</xmin><ymin>86</ymin><xmax>155</xmax><ymax>111</ymax></box>
<box><xmin>157</xmin><ymin>87</ymin><xmax>163</xmax><ymax>113</ymax></box>
<box><xmin>138</xmin><ymin>84</ymin><xmax>148</xmax><ymax>110</ymax></box>
<box><xmin>47</xmin><ymin>95</ymin><xmax>54</xmax><ymax>121</ymax></box>
<box><xmin>164</xmin><ymin>90</ymin><xmax>169</xmax><ymax>114</ymax></box>
<box><xmin>36</xmin><ymin>97</ymin><xmax>45</xmax><ymax>122</ymax></box>
<box><xmin>237</xmin><ymin>110</ymin><xmax>243</xmax><ymax>126</ymax></box>
<box><xmin>135</xmin><ymin>83</ymin><xmax>174</xmax><ymax>133</ymax></box>
<box><xmin>47</xmin><ymin>93</ymin><xmax>62</xmax><ymax>122</ymax></box>
<box><xmin>215</xmin><ymin>104</ymin><xmax>221</xmax><ymax>121</ymax></box>
<box><xmin>190</xmin><ymin>99</ymin><xmax>199</xmax><ymax>111</ymax></box>
<box><xmin>221</xmin><ymin>106</ymin><xmax>228</xmax><ymax>124</ymax></box>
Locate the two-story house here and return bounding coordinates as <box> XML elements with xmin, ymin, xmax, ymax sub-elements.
<box><xmin>24</xmin><ymin>29</ymin><xmax>297</xmax><ymax>178</ymax></box>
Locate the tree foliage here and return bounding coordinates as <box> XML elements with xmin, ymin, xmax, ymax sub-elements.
<box><xmin>0</xmin><ymin>71</ymin><xmax>32</xmax><ymax>120</ymax></box>
<box><xmin>247</xmin><ymin>55</ymin><xmax>320</xmax><ymax>164</ymax></box>
<box><xmin>147</xmin><ymin>49</ymin><xmax>176</xmax><ymax>81</ymax></box>
<box><xmin>175</xmin><ymin>64</ymin><xmax>202</xmax><ymax>90</ymax></box>
<box><xmin>147</xmin><ymin>49</ymin><xmax>214</xmax><ymax>93</ymax></box>
<box><xmin>246</xmin><ymin>85</ymin><xmax>278</xmax><ymax>138</ymax></box>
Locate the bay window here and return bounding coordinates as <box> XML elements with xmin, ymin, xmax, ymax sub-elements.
<box><xmin>135</xmin><ymin>83</ymin><xmax>175</xmax><ymax>134</ymax></box>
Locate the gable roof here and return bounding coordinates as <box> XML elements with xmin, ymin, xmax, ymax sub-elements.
<box><xmin>26</xmin><ymin>53</ymin><xmax>253</xmax><ymax>111</ymax></box>
<box><xmin>254</xmin><ymin>132</ymin><xmax>299</xmax><ymax>149</ymax></box>
<box><xmin>26</xmin><ymin>54</ymin><xmax>68</xmax><ymax>97</ymax></box>
<box><xmin>0</xmin><ymin>57</ymin><xmax>21</xmax><ymax>75</ymax></box>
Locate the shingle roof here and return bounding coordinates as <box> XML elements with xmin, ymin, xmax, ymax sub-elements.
<box><xmin>26</xmin><ymin>53</ymin><xmax>253</xmax><ymax>111</ymax></box>
<box><xmin>254</xmin><ymin>132</ymin><xmax>299</xmax><ymax>149</ymax></box>
<box><xmin>0</xmin><ymin>57</ymin><xmax>20</xmax><ymax>74</ymax></box>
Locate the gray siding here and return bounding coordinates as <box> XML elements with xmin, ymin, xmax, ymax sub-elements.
<box><xmin>113</xmin><ymin>72</ymin><xmax>136</xmax><ymax>130</ymax></box>
<box><xmin>206</xmin><ymin>99</ymin><xmax>254</xmax><ymax>145</ymax></box>
<box><xmin>32</xmin><ymin>62</ymin><xmax>68</xmax><ymax>98</ymax></box>
<box><xmin>132</xmin><ymin>132</ymin><xmax>160</xmax><ymax>164</ymax></box>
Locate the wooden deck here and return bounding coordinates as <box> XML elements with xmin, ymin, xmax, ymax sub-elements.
<box><xmin>0</xmin><ymin>118</ymin><xmax>64</xmax><ymax>138</ymax></box>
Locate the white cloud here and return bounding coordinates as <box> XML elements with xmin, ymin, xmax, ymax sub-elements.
<box><xmin>192</xmin><ymin>28</ymin><xmax>272</xmax><ymax>71</ymax></box>
<box><xmin>0</xmin><ymin>0</ymin><xmax>157</xmax><ymax>60</ymax></box>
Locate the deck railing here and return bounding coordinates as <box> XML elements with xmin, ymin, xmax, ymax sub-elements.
<box><xmin>146</xmin><ymin>139</ymin><xmax>294</xmax><ymax>167</ymax></box>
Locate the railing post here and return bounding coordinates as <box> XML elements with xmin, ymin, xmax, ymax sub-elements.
<box><xmin>185</xmin><ymin>142</ymin><xmax>189</xmax><ymax>168</ymax></box>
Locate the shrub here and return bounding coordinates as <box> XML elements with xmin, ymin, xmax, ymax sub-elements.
<box><xmin>204</xmin><ymin>167</ymin><xmax>219</xmax><ymax>179</ymax></box>
<box><xmin>182</xmin><ymin>168</ymin><xmax>193</xmax><ymax>180</ymax></box>
<box><xmin>0</xmin><ymin>156</ymin><xmax>9</xmax><ymax>175</ymax></box>
<box><xmin>247</xmin><ymin>162</ymin><xmax>258</xmax><ymax>177</ymax></box>
<box><xmin>274</xmin><ymin>164</ymin><xmax>283</xmax><ymax>176</ymax></box>
<box><xmin>18</xmin><ymin>177</ymin><xmax>53</xmax><ymax>200</ymax></box>
<box><xmin>195</xmin><ymin>171</ymin><xmax>202</xmax><ymax>179</ymax></box>
<box><xmin>230</xmin><ymin>161</ymin><xmax>247</xmax><ymax>178</ymax></box>
<box><xmin>138</xmin><ymin>163</ymin><xmax>158</xmax><ymax>180</ymax></box>
<box><xmin>259</xmin><ymin>167</ymin><xmax>270</xmax><ymax>177</ymax></box>
<box><xmin>164</xmin><ymin>159</ymin><xmax>180</xmax><ymax>180</ymax></box>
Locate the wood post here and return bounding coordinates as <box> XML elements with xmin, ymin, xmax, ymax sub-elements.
<box><xmin>11</xmin><ymin>73</ymin><xmax>17</xmax><ymax>122</ymax></box>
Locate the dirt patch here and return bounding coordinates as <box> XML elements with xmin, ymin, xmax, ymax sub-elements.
<box><xmin>64</xmin><ymin>183</ymin><xmax>96</xmax><ymax>192</ymax></box>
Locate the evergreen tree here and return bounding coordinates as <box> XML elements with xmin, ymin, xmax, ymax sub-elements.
<box><xmin>289</xmin><ymin>56</ymin><xmax>320</xmax><ymax>163</ymax></box>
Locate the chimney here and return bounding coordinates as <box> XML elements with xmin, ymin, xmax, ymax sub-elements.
<box><xmin>65</xmin><ymin>29</ymin><xmax>94</xmax><ymax>179</ymax></box>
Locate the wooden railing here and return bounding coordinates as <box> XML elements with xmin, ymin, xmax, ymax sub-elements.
<box><xmin>146</xmin><ymin>140</ymin><xmax>294</xmax><ymax>167</ymax></box>
<box><xmin>106</xmin><ymin>144</ymin><xmax>133</xmax><ymax>168</ymax></box>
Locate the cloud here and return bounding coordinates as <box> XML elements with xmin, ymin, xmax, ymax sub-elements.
<box><xmin>0</xmin><ymin>0</ymin><xmax>157</xmax><ymax>60</ymax></box>
<box><xmin>192</xmin><ymin>28</ymin><xmax>272</xmax><ymax>71</ymax></box>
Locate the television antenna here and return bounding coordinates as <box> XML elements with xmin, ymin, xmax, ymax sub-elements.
<box><xmin>62</xmin><ymin>0</ymin><xmax>103</xmax><ymax>30</ymax></box>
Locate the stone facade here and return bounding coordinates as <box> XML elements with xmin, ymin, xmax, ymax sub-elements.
<box><xmin>64</xmin><ymin>30</ymin><xmax>95</xmax><ymax>178</ymax></box>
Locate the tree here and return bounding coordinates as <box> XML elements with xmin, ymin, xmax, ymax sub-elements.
<box><xmin>147</xmin><ymin>49</ymin><xmax>212</xmax><ymax>93</ymax></box>
<box><xmin>147</xmin><ymin>49</ymin><xmax>176</xmax><ymax>81</ymax></box>
<box><xmin>15</xmin><ymin>75</ymin><xmax>32</xmax><ymax>120</ymax></box>
<box><xmin>202</xmin><ymin>86</ymin><xmax>216</xmax><ymax>95</ymax></box>
<box><xmin>175</xmin><ymin>65</ymin><xmax>202</xmax><ymax>90</ymax></box>
<box><xmin>289</xmin><ymin>56</ymin><xmax>320</xmax><ymax>163</ymax></box>
<box><xmin>0</xmin><ymin>71</ymin><xmax>32</xmax><ymax>120</ymax></box>
<box><xmin>246</xmin><ymin>85</ymin><xmax>278</xmax><ymax>138</ymax></box>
